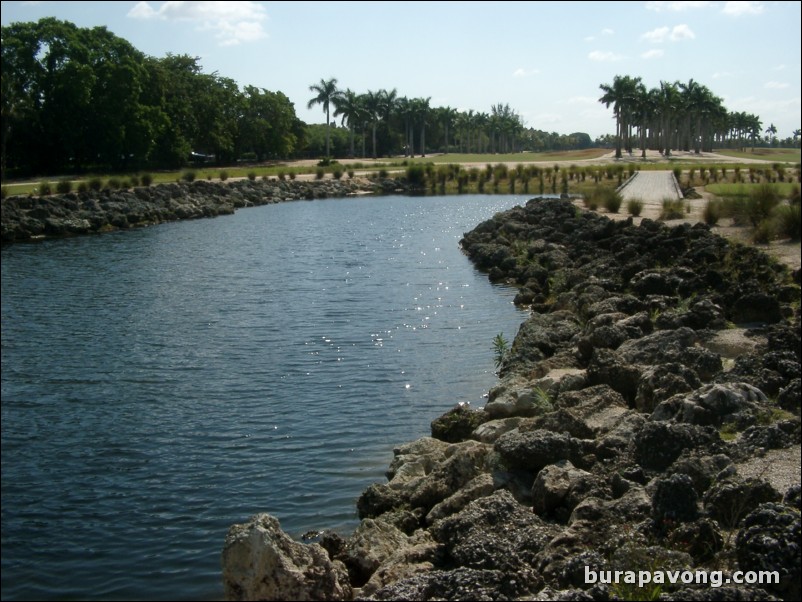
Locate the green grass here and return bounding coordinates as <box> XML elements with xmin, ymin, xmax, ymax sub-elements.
<box><xmin>714</xmin><ymin>148</ymin><xmax>801</xmax><ymax>163</ymax></box>
<box><xmin>401</xmin><ymin>148</ymin><xmax>610</xmax><ymax>164</ymax></box>
<box><xmin>705</xmin><ymin>182</ymin><xmax>796</xmax><ymax>198</ymax></box>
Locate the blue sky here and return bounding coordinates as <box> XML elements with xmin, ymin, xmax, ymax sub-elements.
<box><xmin>2</xmin><ymin>1</ymin><xmax>800</xmax><ymax>140</ymax></box>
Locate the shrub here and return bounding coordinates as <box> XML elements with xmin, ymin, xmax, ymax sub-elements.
<box><xmin>332</xmin><ymin>167</ymin><xmax>343</xmax><ymax>180</ymax></box>
<box><xmin>107</xmin><ymin>177</ymin><xmax>122</xmax><ymax>190</ymax></box>
<box><xmin>1</xmin><ymin>186</ymin><xmax>8</xmax><ymax>199</ymax></box>
<box><xmin>772</xmin><ymin>203</ymin><xmax>801</xmax><ymax>240</ymax></box>
<box><xmin>347</xmin><ymin>170</ymin><xmax>354</xmax><ymax>179</ymax></box>
<box><xmin>659</xmin><ymin>198</ymin><xmax>685</xmax><ymax>220</ymax></box>
<box><xmin>752</xmin><ymin>219</ymin><xmax>775</xmax><ymax>244</ymax></box>
<box><xmin>406</xmin><ymin>164</ymin><xmax>426</xmax><ymax>187</ymax></box>
<box><xmin>88</xmin><ymin>177</ymin><xmax>103</xmax><ymax>191</ymax></box>
<box><xmin>378</xmin><ymin>168</ymin><xmax>388</xmax><ymax>178</ymax></box>
<box><xmin>56</xmin><ymin>179</ymin><xmax>72</xmax><ymax>194</ymax></box>
<box><xmin>603</xmin><ymin>190</ymin><xmax>622</xmax><ymax>213</ymax></box>
<box><xmin>247</xmin><ymin>171</ymin><xmax>257</xmax><ymax>181</ymax></box>
<box><xmin>703</xmin><ymin>200</ymin><xmax>721</xmax><ymax>225</ymax></box>
<box><xmin>747</xmin><ymin>183</ymin><xmax>780</xmax><ymax>226</ymax></box>
<box><xmin>277</xmin><ymin>171</ymin><xmax>286</xmax><ymax>181</ymax></box>
<box><xmin>219</xmin><ymin>170</ymin><xmax>229</xmax><ymax>181</ymax></box>
<box><xmin>315</xmin><ymin>167</ymin><xmax>325</xmax><ymax>180</ymax></box>
<box><xmin>140</xmin><ymin>173</ymin><xmax>153</xmax><ymax>187</ymax></box>
<box><xmin>129</xmin><ymin>175</ymin><xmax>140</xmax><ymax>187</ymax></box>
<box><xmin>37</xmin><ymin>182</ymin><xmax>52</xmax><ymax>196</ymax></box>
<box><xmin>77</xmin><ymin>182</ymin><xmax>89</xmax><ymax>193</ymax></box>
<box><xmin>182</xmin><ymin>171</ymin><xmax>196</xmax><ymax>183</ymax></box>
<box><xmin>627</xmin><ymin>198</ymin><xmax>644</xmax><ymax>217</ymax></box>
<box><xmin>289</xmin><ymin>171</ymin><xmax>296</xmax><ymax>180</ymax></box>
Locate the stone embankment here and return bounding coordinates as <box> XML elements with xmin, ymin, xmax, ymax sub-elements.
<box><xmin>222</xmin><ymin>198</ymin><xmax>800</xmax><ymax>601</ymax></box>
<box><xmin>0</xmin><ymin>177</ymin><xmax>406</xmax><ymax>244</ymax></box>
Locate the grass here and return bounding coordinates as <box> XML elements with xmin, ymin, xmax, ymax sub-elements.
<box><xmin>714</xmin><ymin>148</ymin><xmax>801</xmax><ymax>163</ymax></box>
<box><xmin>705</xmin><ymin>182</ymin><xmax>797</xmax><ymax>198</ymax></box>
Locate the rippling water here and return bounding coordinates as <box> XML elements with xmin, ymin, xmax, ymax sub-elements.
<box><xmin>1</xmin><ymin>194</ymin><xmax>528</xmax><ymax>600</ymax></box>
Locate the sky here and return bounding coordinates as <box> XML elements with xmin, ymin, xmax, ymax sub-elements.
<box><xmin>2</xmin><ymin>0</ymin><xmax>800</xmax><ymax>141</ymax></box>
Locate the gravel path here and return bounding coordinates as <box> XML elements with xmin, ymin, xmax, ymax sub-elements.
<box><xmin>618</xmin><ymin>170</ymin><xmax>683</xmax><ymax>202</ymax></box>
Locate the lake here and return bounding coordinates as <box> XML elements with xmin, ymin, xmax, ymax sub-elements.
<box><xmin>1</xmin><ymin>194</ymin><xmax>529</xmax><ymax>600</ymax></box>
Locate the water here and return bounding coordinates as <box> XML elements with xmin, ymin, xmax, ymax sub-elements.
<box><xmin>1</xmin><ymin>194</ymin><xmax>528</xmax><ymax>600</ymax></box>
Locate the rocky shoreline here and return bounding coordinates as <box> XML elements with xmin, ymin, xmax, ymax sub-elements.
<box><xmin>222</xmin><ymin>198</ymin><xmax>800</xmax><ymax>601</ymax></box>
<box><xmin>0</xmin><ymin>177</ymin><xmax>409</xmax><ymax>244</ymax></box>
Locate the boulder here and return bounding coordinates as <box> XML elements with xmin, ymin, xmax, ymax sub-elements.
<box><xmin>221</xmin><ymin>513</ymin><xmax>351</xmax><ymax>601</ymax></box>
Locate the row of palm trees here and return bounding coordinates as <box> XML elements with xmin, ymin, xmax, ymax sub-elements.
<box><xmin>307</xmin><ymin>78</ymin><xmax>525</xmax><ymax>159</ymax></box>
<box><xmin>598</xmin><ymin>75</ymin><xmax>779</xmax><ymax>159</ymax></box>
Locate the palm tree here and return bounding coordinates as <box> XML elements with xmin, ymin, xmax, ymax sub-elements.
<box><xmin>438</xmin><ymin>106</ymin><xmax>457</xmax><ymax>153</ymax></box>
<box><xmin>307</xmin><ymin>77</ymin><xmax>342</xmax><ymax>158</ymax></box>
<box><xmin>765</xmin><ymin>123</ymin><xmax>777</xmax><ymax>146</ymax></box>
<box><xmin>362</xmin><ymin>90</ymin><xmax>383</xmax><ymax>159</ymax></box>
<box><xmin>599</xmin><ymin>75</ymin><xmax>642</xmax><ymax>159</ymax></box>
<box><xmin>332</xmin><ymin>88</ymin><xmax>364</xmax><ymax>159</ymax></box>
<box><xmin>411</xmin><ymin>97</ymin><xmax>431</xmax><ymax>156</ymax></box>
<box><xmin>793</xmin><ymin>128</ymin><xmax>801</xmax><ymax>148</ymax></box>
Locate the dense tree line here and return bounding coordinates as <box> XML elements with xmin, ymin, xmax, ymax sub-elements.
<box><xmin>598</xmin><ymin>75</ymin><xmax>799</xmax><ymax>158</ymax></box>
<box><xmin>1</xmin><ymin>18</ymin><xmax>304</xmax><ymax>176</ymax></box>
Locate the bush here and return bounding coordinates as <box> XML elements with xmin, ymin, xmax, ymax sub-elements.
<box><xmin>773</xmin><ymin>203</ymin><xmax>801</xmax><ymax>240</ymax></box>
<box><xmin>752</xmin><ymin>219</ymin><xmax>775</xmax><ymax>244</ymax></box>
<box><xmin>129</xmin><ymin>175</ymin><xmax>140</xmax><ymax>187</ymax></box>
<box><xmin>219</xmin><ymin>170</ymin><xmax>229</xmax><ymax>181</ymax></box>
<box><xmin>289</xmin><ymin>172</ymin><xmax>296</xmax><ymax>180</ymax></box>
<box><xmin>378</xmin><ymin>168</ymin><xmax>388</xmax><ymax>178</ymax></box>
<box><xmin>77</xmin><ymin>182</ymin><xmax>89</xmax><ymax>193</ymax></box>
<box><xmin>247</xmin><ymin>171</ymin><xmax>257</xmax><ymax>181</ymax></box>
<box><xmin>347</xmin><ymin>170</ymin><xmax>354</xmax><ymax>179</ymax></box>
<box><xmin>747</xmin><ymin>183</ymin><xmax>780</xmax><ymax>226</ymax></box>
<box><xmin>603</xmin><ymin>190</ymin><xmax>623</xmax><ymax>213</ymax></box>
<box><xmin>277</xmin><ymin>171</ymin><xmax>286</xmax><ymax>181</ymax></box>
<box><xmin>88</xmin><ymin>177</ymin><xmax>103</xmax><ymax>191</ymax></box>
<box><xmin>703</xmin><ymin>200</ymin><xmax>721</xmax><ymax>225</ymax></box>
<box><xmin>627</xmin><ymin>198</ymin><xmax>644</xmax><ymax>217</ymax></box>
<box><xmin>406</xmin><ymin>164</ymin><xmax>426</xmax><ymax>187</ymax></box>
<box><xmin>140</xmin><ymin>173</ymin><xmax>153</xmax><ymax>187</ymax></box>
<box><xmin>181</xmin><ymin>171</ymin><xmax>196</xmax><ymax>183</ymax></box>
<box><xmin>106</xmin><ymin>177</ymin><xmax>122</xmax><ymax>190</ymax></box>
<box><xmin>315</xmin><ymin>167</ymin><xmax>325</xmax><ymax>180</ymax></box>
<box><xmin>659</xmin><ymin>198</ymin><xmax>685</xmax><ymax>220</ymax></box>
<box><xmin>56</xmin><ymin>179</ymin><xmax>72</xmax><ymax>194</ymax></box>
<box><xmin>332</xmin><ymin>167</ymin><xmax>343</xmax><ymax>180</ymax></box>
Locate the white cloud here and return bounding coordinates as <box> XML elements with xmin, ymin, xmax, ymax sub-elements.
<box><xmin>642</xmin><ymin>49</ymin><xmax>665</xmax><ymax>59</ymax></box>
<box><xmin>764</xmin><ymin>81</ymin><xmax>789</xmax><ymax>89</ymax></box>
<box><xmin>670</xmin><ymin>24</ymin><xmax>695</xmax><ymax>40</ymax></box>
<box><xmin>641</xmin><ymin>24</ymin><xmax>695</xmax><ymax>42</ymax></box>
<box><xmin>602</xmin><ymin>28</ymin><xmax>615</xmax><ymax>35</ymax></box>
<box><xmin>513</xmin><ymin>68</ymin><xmax>541</xmax><ymax>78</ymax></box>
<box><xmin>722</xmin><ymin>1</ymin><xmax>765</xmax><ymax>16</ymax></box>
<box><xmin>641</xmin><ymin>26</ymin><xmax>670</xmax><ymax>42</ymax></box>
<box><xmin>585</xmin><ymin>36</ymin><xmax>596</xmax><ymax>42</ymax></box>
<box><xmin>127</xmin><ymin>1</ymin><xmax>268</xmax><ymax>46</ymax></box>
<box><xmin>646</xmin><ymin>1</ymin><xmax>712</xmax><ymax>11</ymax></box>
<box><xmin>588</xmin><ymin>50</ymin><xmax>625</xmax><ymax>62</ymax></box>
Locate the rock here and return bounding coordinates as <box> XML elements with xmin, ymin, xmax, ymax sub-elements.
<box><xmin>494</xmin><ymin>428</ymin><xmax>587</xmax><ymax>474</ymax></box>
<box><xmin>736</xmin><ymin>503</ymin><xmax>801</xmax><ymax>600</ymax></box>
<box><xmin>652</xmin><ymin>473</ymin><xmax>700</xmax><ymax>527</ymax></box>
<box><xmin>360</xmin><ymin>567</ymin><xmax>539</xmax><ymax>601</ymax></box>
<box><xmin>426</xmin><ymin>473</ymin><xmax>495</xmax><ymax>524</ymax></box>
<box><xmin>221</xmin><ymin>513</ymin><xmax>351</xmax><ymax>601</ymax></box>
<box><xmin>651</xmin><ymin>382</ymin><xmax>766</xmax><ymax>428</ymax></box>
<box><xmin>703</xmin><ymin>478</ymin><xmax>782</xmax><ymax>528</ymax></box>
<box><xmin>633</xmin><ymin>421</ymin><xmax>722</xmax><ymax>471</ymax></box>
<box><xmin>359</xmin><ymin>530</ymin><xmax>438</xmax><ymax>598</ymax></box>
<box><xmin>471</xmin><ymin>417</ymin><xmax>523</xmax><ymax>444</ymax></box>
<box><xmin>342</xmin><ymin>518</ymin><xmax>411</xmax><ymax>586</ymax></box>
<box><xmin>431</xmin><ymin>405</ymin><xmax>487</xmax><ymax>443</ymax></box>
<box><xmin>665</xmin><ymin>518</ymin><xmax>723</xmax><ymax>562</ymax></box>
<box><xmin>531</xmin><ymin>460</ymin><xmax>605</xmax><ymax>521</ymax></box>
<box><xmin>731</xmin><ymin>293</ymin><xmax>783</xmax><ymax>324</ymax></box>
<box><xmin>635</xmin><ymin>363</ymin><xmax>701</xmax><ymax>413</ymax></box>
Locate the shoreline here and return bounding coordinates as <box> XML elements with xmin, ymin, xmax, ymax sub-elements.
<box><xmin>222</xmin><ymin>198</ymin><xmax>800</xmax><ymax>601</ymax></box>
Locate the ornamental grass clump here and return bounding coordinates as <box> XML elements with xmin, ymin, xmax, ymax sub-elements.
<box><xmin>659</xmin><ymin>198</ymin><xmax>685</xmax><ymax>220</ymax></box>
<box><xmin>627</xmin><ymin>198</ymin><xmax>644</xmax><ymax>217</ymax></box>
<box><xmin>772</xmin><ymin>203</ymin><xmax>801</xmax><ymax>241</ymax></box>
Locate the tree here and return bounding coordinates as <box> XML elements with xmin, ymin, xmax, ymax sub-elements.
<box><xmin>599</xmin><ymin>75</ymin><xmax>642</xmax><ymax>159</ymax></box>
<box><xmin>333</xmin><ymin>88</ymin><xmax>365</xmax><ymax>158</ymax></box>
<box><xmin>307</xmin><ymin>77</ymin><xmax>342</xmax><ymax>158</ymax></box>
<box><xmin>765</xmin><ymin>123</ymin><xmax>777</xmax><ymax>146</ymax></box>
<box><xmin>363</xmin><ymin>90</ymin><xmax>383</xmax><ymax>159</ymax></box>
